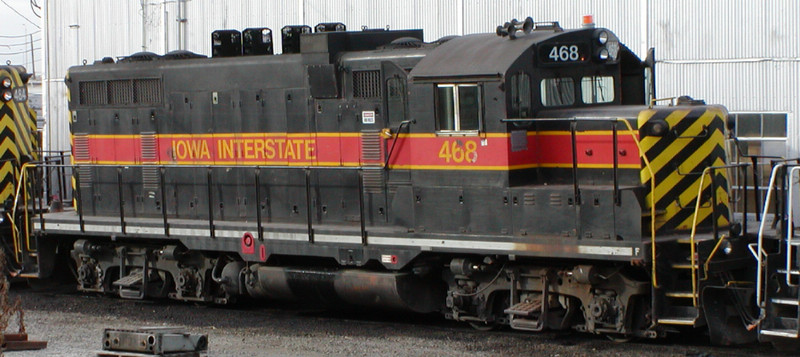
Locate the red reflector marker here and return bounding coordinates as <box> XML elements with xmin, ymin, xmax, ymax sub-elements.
<box><xmin>241</xmin><ymin>232</ymin><xmax>255</xmax><ymax>255</ymax></box>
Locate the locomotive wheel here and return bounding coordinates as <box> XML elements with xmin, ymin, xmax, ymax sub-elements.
<box><xmin>468</xmin><ymin>321</ymin><xmax>498</xmax><ymax>331</ymax></box>
<box><xmin>604</xmin><ymin>333</ymin><xmax>634</xmax><ymax>343</ymax></box>
<box><xmin>771</xmin><ymin>338</ymin><xmax>800</xmax><ymax>352</ymax></box>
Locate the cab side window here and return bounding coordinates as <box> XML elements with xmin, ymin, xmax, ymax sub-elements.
<box><xmin>510</xmin><ymin>73</ymin><xmax>531</xmax><ymax>117</ymax></box>
<box><xmin>436</xmin><ymin>83</ymin><xmax>481</xmax><ymax>133</ymax></box>
<box><xmin>540</xmin><ymin>77</ymin><xmax>575</xmax><ymax>107</ymax></box>
<box><xmin>386</xmin><ymin>76</ymin><xmax>406</xmax><ymax>126</ymax></box>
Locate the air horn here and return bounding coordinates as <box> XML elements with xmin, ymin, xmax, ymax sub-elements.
<box><xmin>496</xmin><ymin>17</ymin><xmax>533</xmax><ymax>39</ymax></box>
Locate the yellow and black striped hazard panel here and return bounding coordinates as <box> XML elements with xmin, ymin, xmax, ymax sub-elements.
<box><xmin>638</xmin><ymin>106</ymin><xmax>730</xmax><ymax>233</ymax></box>
<box><xmin>0</xmin><ymin>66</ymin><xmax>39</xmax><ymax>206</ymax></box>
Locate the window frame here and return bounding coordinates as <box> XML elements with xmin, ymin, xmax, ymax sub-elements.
<box><xmin>435</xmin><ymin>83</ymin><xmax>483</xmax><ymax>135</ymax></box>
<box><xmin>539</xmin><ymin>77</ymin><xmax>576</xmax><ymax>108</ymax></box>
<box><xmin>726</xmin><ymin>112</ymin><xmax>788</xmax><ymax>215</ymax></box>
<box><xmin>580</xmin><ymin>75</ymin><xmax>615</xmax><ymax>104</ymax></box>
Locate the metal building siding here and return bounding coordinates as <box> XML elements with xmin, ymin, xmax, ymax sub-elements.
<box><xmin>650</xmin><ymin>0</ymin><xmax>800</xmax><ymax>60</ymax></box>
<box><xmin>462</xmin><ymin>0</ymin><xmax>645</xmax><ymax>55</ymax></box>
<box><xmin>657</xmin><ymin>61</ymin><xmax>800</xmax><ymax>156</ymax></box>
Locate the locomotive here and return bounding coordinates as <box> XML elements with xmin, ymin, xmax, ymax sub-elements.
<box><xmin>6</xmin><ymin>16</ymin><xmax>800</xmax><ymax>347</ymax></box>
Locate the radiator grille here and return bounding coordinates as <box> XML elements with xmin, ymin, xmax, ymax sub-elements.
<box><xmin>108</xmin><ymin>80</ymin><xmax>134</xmax><ymax>105</ymax></box>
<box><xmin>353</xmin><ymin>70</ymin><xmax>381</xmax><ymax>98</ymax></box>
<box><xmin>360</xmin><ymin>130</ymin><xmax>383</xmax><ymax>194</ymax></box>
<box><xmin>134</xmin><ymin>78</ymin><xmax>162</xmax><ymax>104</ymax></box>
<box><xmin>140</xmin><ymin>132</ymin><xmax>160</xmax><ymax>190</ymax></box>
<box><xmin>73</xmin><ymin>133</ymin><xmax>93</xmax><ymax>188</ymax></box>
<box><xmin>78</xmin><ymin>78</ymin><xmax>162</xmax><ymax>106</ymax></box>
<box><xmin>79</xmin><ymin>81</ymin><xmax>107</xmax><ymax>105</ymax></box>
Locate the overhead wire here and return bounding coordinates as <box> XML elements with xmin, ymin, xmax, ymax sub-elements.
<box><xmin>0</xmin><ymin>33</ymin><xmax>39</xmax><ymax>39</ymax></box>
<box><xmin>0</xmin><ymin>47</ymin><xmax>42</xmax><ymax>56</ymax></box>
<box><xmin>0</xmin><ymin>0</ymin><xmax>41</xmax><ymax>29</ymax></box>
<box><xmin>30</xmin><ymin>0</ymin><xmax>41</xmax><ymax>18</ymax></box>
<box><xmin>0</xmin><ymin>38</ymin><xmax>42</xmax><ymax>47</ymax></box>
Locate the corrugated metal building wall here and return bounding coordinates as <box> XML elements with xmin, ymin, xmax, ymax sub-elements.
<box><xmin>43</xmin><ymin>0</ymin><xmax>799</xmax><ymax>158</ymax></box>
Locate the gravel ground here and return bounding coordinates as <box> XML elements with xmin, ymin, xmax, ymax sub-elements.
<box><xmin>2</xmin><ymin>285</ymin><xmax>787</xmax><ymax>357</ymax></box>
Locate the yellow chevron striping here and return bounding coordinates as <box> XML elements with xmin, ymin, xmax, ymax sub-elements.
<box><xmin>675</xmin><ymin>184</ymin><xmax>730</xmax><ymax>231</ymax></box>
<box><xmin>667</xmin><ymin>157</ymin><xmax>728</xmax><ymax>230</ymax></box>
<box><xmin>638</xmin><ymin>107</ymin><xmax>730</xmax><ymax>232</ymax></box>
<box><xmin>643</xmin><ymin>130</ymin><xmax>726</xmax><ymax>207</ymax></box>
<box><xmin>638</xmin><ymin>109</ymin><xmax>692</xmax><ymax>149</ymax></box>
<box><xmin>640</xmin><ymin>110</ymin><xmax>716</xmax><ymax>184</ymax></box>
<box><xmin>0</xmin><ymin>137</ymin><xmax>22</xmax><ymax>159</ymax></box>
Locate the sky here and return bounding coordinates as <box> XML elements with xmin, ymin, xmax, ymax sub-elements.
<box><xmin>0</xmin><ymin>0</ymin><xmax>43</xmax><ymax>76</ymax></box>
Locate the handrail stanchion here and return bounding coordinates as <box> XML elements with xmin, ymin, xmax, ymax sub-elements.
<box><xmin>612</xmin><ymin>122</ymin><xmax>620</xmax><ymax>206</ymax></box>
<box><xmin>305</xmin><ymin>168</ymin><xmax>314</xmax><ymax>243</ymax></box>
<box><xmin>254</xmin><ymin>168</ymin><xmax>263</xmax><ymax>241</ymax></box>
<box><xmin>784</xmin><ymin>166</ymin><xmax>800</xmax><ymax>287</ymax></box>
<box><xmin>207</xmin><ymin>167</ymin><xmax>215</xmax><ymax>238</ymax></box>
<box><xmin>37</xmin><ymin>165</ymin><xmax>45</xmax><ymax>232</ymax></box>
<box><xmin>75</xmin><ymin>166</ymin><xmax>85</xmax><ymax>232</ymax></box>
<box><xmin>756</xmin><ymin>164</ymin><xmax>784</xmax><ymax>313</ymax></box>
<box><xmin>359</xmin><ymin>170</ymin><xmax>366</xmax><ymax>245</ymax></box>
<box><xmin>742</xmin><ymin>164</ymin><xmax>748</xmax><ymax>236</ymax></box>
<box><xmin>117</xmin><ymin>167</ymin><xmax>126</xmax><ymax>234</ymax></box>
<box><xmin>569</xmin><ymin>121</ymin><xmax>581</xmax><ymax>205</ymax></box>
<box><xmin>159</xmin><ymin>167</ymin><xmax>169</xmax><ymax>236</ymax></box>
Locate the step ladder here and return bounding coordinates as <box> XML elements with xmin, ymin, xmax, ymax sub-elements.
<box><xmin>755</xmin><ymin>164</ymin><xmax>800</xmax><ymax>339</ymax></box>
<box><xmin>113</xmin><ymin>271</ymin><xmax>147</xmax><ymax>299</ymax></box>
<box><xmin>504</xmin><ymin>274</ymin><xmax>548</xmax><ymax>331</ymax></box>
<box><xmin>657</xmin><ymin>168</ymin><xmax>722</xmax><ymax>328</ymax></box>
<box><xmin>656</xmin><ymin>245</ymin><xmax>703</xmax><ymax>327</ymax></box>
<box><xmin>112</xmin><ymin>249</ymin><xmax>150</xmax><ymax>300</ymax></box>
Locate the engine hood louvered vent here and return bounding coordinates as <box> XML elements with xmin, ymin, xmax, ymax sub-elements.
<box><xmin>163</xmin><ymin>50</ymin><xmax>207</xmax><ymax>60</ymax></box>
<box><xmin>119</xmin><ymin>52</ymin><xmax>162</xmax><ymax>63</ymax></box>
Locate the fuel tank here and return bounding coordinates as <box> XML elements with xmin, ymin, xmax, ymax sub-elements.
<box><xmin>242</xmin><ymin>265</ymin><xmax>444</xmax><ymax>313</ymax></box>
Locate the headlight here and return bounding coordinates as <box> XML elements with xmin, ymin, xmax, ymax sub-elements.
<box><xmin>1</xmin><ymin>90</ymin><xmax>12</xmax><ymax>102</ymax></box>
<box><xmin>597</xmin><ymin>30</ymin><xmax>608</xmax><ymax>45</ymax></box>
<box><xmin>1</xmin><ymin>77</ymin><xmax>10</xmax><ymax>88</ymax></box>
<box><xmin>721</xmin><ymin>240</ymin><xmax>733</xmax><ymax>255</ymax></box>
<box><xmin>597</xmin><ymin>48</ymin><xmax>610</xmax><ymax>61</ymax></box>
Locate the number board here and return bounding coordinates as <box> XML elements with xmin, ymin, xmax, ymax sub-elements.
<box><xmin>539</xmin><ymin>43</ymin><xmax>589</xmax><ymax>64</ymax></box>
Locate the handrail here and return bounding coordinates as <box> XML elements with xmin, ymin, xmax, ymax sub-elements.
<box><xmin>616</xmin><ymin>119</ymin><xmax>658</xmax><ymax>288</ymax></box>
<box><xmin>687</xmin><ymin>167</ymin><xmax>713</xmax><ymax>307</ymax></box>
<box><xmin>756</xmin><ymin>164</ymin><xmax>784</xmax><ymax>311</ymax></box>
<box><xmin>10</xmin><ymin>162</ymin><xmax>36</xmax><ymax>264</ymax></box>
<box><xmin>784</xmin><ymin>166</ymin><xmax>800</xmax><ymax>287</ymax></box>
<box><xmin>686</xmin><ymin>164</ymin><xmax>746</xmax><ymax>306</ymax></box>
<box><xmin>21</xmin><ymin>162</ymin><xmax>381</xmax><ymax>253</ymax></box>
<box><xmin>501</xmin><ymin>116</ymin><xmax>657</xmax><ymax>286</ymax></box>
<box><xmin>702</xmin><ymin>234</ymin><xmax>728</xmax><ymax>282</ymax></box>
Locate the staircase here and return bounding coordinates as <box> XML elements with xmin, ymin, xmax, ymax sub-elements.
<box><xmin>756</xmin><ymin>165</ymin><xmax>800</xmax><ymax>339</ymax></box>
<box><xmin>655</xmin><ymin>235</ymin><xmax>717</xmax><ymax>327</ymax></box>
<box><xmin>756</xmin><ymin>165</ymin><xmax>800</xmax><ymax>338</ymax></box>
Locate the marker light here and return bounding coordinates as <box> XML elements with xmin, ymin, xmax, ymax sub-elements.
<box><xmin>598</xmin><ymin>48</ymin><xmax>610</xmax><ymax>61</ymax></box>
<box><xmin>1</xmin><ymin>77</ymin><xmax>11</xmax><ymax>88</ymax></box>
<box><xmin>597</xmin><ymin>30</ymin><xmax>609</xmax><ymax>45</ymax></box>
<box><xmin>1</xmin><ymin>90</ymin><xmax>12</xmax><ymax>102</ymax></box>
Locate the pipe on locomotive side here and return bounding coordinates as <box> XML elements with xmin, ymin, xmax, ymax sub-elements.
<box><xmin>231</xmin><ymin>264</ymin><xmax>445</xmax><ymax>313</ymax></box>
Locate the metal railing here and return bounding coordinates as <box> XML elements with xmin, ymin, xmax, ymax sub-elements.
<box><xmin>13</xmin><ymin>163</ymin><xmax>383</xmax><ymax>261</ymax></box>
<box><xmin>686</xmin><ymin>163</ymin><xmax>748</xmax><ymax>307</ymax></box>
<box><xmin>501</xmin><ymin>116</ymin><xmax>657</xmax><ymax>286</ymax></box>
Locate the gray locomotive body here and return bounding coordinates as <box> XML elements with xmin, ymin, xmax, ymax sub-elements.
<box><xmin>21</xmin><ymin>20</ymin><xmax>759</xmax><ymax>344</ymax></box>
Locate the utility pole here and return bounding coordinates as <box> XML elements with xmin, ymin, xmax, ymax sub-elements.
<box><xmin>29</xmin><ymin>34</ymin><xmax>35</xmax><ymax>79</ymax></box>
